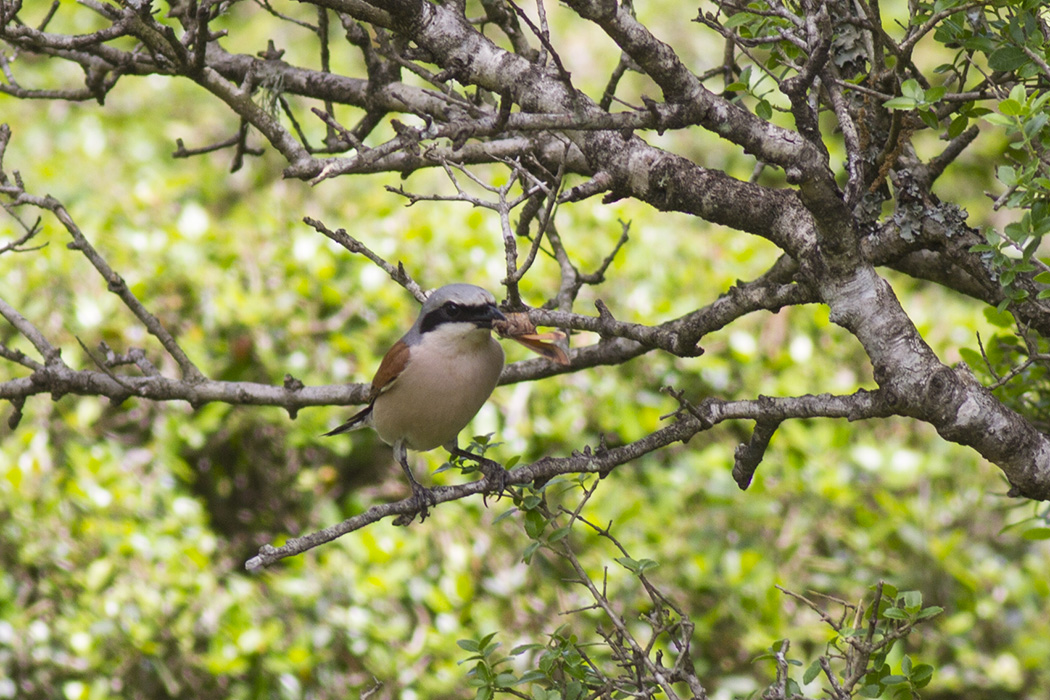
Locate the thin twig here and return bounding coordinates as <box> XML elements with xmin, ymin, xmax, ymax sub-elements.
<box><xmin>303</xmin><ymin>216</ymin><xmax>425</xmax><ymax>301</ymax></box>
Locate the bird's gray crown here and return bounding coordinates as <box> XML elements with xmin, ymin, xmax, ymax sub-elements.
<box><xmin>421</xmin><ymin>284</ymin><xmax>496</xmax><ymax>311</ymax></box>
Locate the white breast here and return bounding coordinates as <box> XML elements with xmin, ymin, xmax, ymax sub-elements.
<box><xmin>371</xmin><ymin>325</ymin><xmax>505</xmax><ymax>451</ymax></box>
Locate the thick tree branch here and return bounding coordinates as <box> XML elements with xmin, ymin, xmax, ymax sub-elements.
<box><xmin>563</xmin><ymin>0</ymin><xmax>828</xmax><ymax>176</ymax></box>
<box><xmin>246</xmin><ymin>385</ymin><xmax>906</xmax><ymax>569</ymax></box>
<box><xmin>0</xmin><ymin>365</ymin><xmax>370</xmax><ymax>417</ymax></box>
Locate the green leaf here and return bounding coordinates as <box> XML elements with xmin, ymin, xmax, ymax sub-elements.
<box><xmin>523</xmin><ymin>540</ymin><xmax>541</xmax><ymax>563</ymax></box>
<box><xmin>492</xmin><ymin>507</ymin><xmax>518</xmax><ymax>524</ymax></box>
<box><xmin>723</xmin><ymin>12</ymin><xmax>752</xmax><ymax>28</ymax></box>
<box><xmin>803</xmin><ymin>659</ymin><xmax>821</xmax><ymax>684</ymax></box>
<box><xmin>1023</xmin><ymin>112</ymin><xmax>1048</xmax><ymax>140</ymax></box>
<box><xmin>883</xmin><ymin>607</ymin><xmax>908</xmax><ymax>620</ymax></box>
<box><xmin>917</xmin><ymin>606</ymin><xmax>944</xmax><ymax>619</ymax></box>
<box><xmin>982</xmin><ymin>112</ymin><xmax>1015</xmax><ymax>127</ymax></box>
<box><xmin>901</xmin><ymin>590</ymin><xmax>922</xmax><ymax>609</ymax></box>
<box><xmin>901</xmin><ymin>79</ymin><xmax>923</xmax><ymax>100</ymax></box>
<box><xmin>947</xmin><ymin>115</ymin><xmax>969</xmax><ymax>139</ymax></box>
<box><xmin>1005</xmin><ymin>218</ymin><xmax>1029</xmax><ymax>242</ymax></box>
<box><xmin>516</xmin><ymin>670</ymin><xmax>547</xmax><ymax>684</ymax></box>
<box><xmin>636</xmin><ymin>558</ymin><xmax>660</xmax><ymax>574</ymax></box>
<box><xmin>615</xmin><ymin>556</ymin><xmax>640</xmax><ymax>573</ymax></box>
<box><xmin>756</xmin><ymin>99</ymin><xmax>772</xmax><ymax>120</ymax></box>
<box><xmin>958</xmin><ymin>347</ymin><xmax>983</xmax><ymax>369</ymax></box>
<box><xmin>524</xmin><ymin>510</ymin><xmax>548</xmax><ymax>539</ymax></box>
<box><xmin>910</xmin><ymin>663</ymin><xmax>935</xmax><ymax>688</ymax></box>
<box><xmin>459</xmin><ymin>639</ymin><xmax>481</xmax><ymax>653</ymax></box>
<box><xmin>983</xmin><ymin>306</ymin><xmax>1015</xmax><ymax>328</ymax></box>
<box><xmin>521</xmin><ymin>494</ymin><xmax>542</xmax><ymax>510</ymax></box>
<box><xmin>495</xmin><ymin>672</ymin><xmax>518</xmax><ymax>687</ymax></box>
<box><xmin>548</xmin><ymin>525</ymin><xmax>572</xmax><ymax>542</ymax></box>
<box><xmin>999</xmin><ymin>99</ymin><xmax>1024</xmax><ymax>116</ymax></box>
<box><xmin>919</xmin><ymin>109</ymin><xmax>941</xmax><ymax>129</ymax></box>
<box><xmin>924</xmin><ymin>86</ymin><xmax>946</xmax><ymax>101</ymax></box>
<box><xmin>988</xmin><ymin>46</ymin><xmax>1028</xmax><ymax>71</ymax></box>
<box><xmin>510</xmin><ymin>643</ymin><xmax>544</xmax><ymax>656</ymax></box>
<box><xmin>884</xmin><ymin>97</ymin><xmax>917</xmax><ymax>110</ymax></box>
<box><xmin>1022</xmin><ymin>527</ymin><xmax>1050</xmax><ymax>540</ymax></box>
<box><xmin>876</xmin><ymin>582</ymin><xmax>898</xmax><ymax>599</ymax></box>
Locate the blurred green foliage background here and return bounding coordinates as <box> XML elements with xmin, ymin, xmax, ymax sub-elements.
<box><xmin>2</xmin><ymin>2</ymin><xmax>1050</xmax><ymax>699</ymax></box>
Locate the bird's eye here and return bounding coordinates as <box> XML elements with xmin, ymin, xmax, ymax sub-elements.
<box><xmin>445</xmin><ymin>302</ymin><xmax>462</xmax><ymax>318</ymax></box>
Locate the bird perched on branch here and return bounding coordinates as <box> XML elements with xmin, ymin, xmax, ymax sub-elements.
<box><xmin>324</xmin><ymin>284</ymin><xmax>509</xmax><ymax>518</ymax></box>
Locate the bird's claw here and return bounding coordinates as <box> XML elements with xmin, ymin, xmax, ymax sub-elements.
<box><xmin>480</xmin><ymin>459</ymin><xmax>509</xmax><ymax>506</ymax></box>
<box><xmin>392</xmin><ymin>481</ymin><xmax>436</xmax><ymax>525</ymax></box>
<box><xmin>413</xmin><ymin>481</ymin><xmax>437</xmax><ymax>520</ymax></box>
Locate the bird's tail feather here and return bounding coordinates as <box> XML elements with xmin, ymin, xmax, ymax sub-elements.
<box><xmin>322</xmin><ymin>404</ymin><xmax>373</xmax><ymax>437</ymax></box>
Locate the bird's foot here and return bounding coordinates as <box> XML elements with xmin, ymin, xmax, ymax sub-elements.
<box><xmin>393</xmin><ymin>480</ymin><xmax>437</xmax><ymax>526</ymax></box>
<box><xmin>411</xmin><ymin>480</ymin><xmax>437</xmax><ymax>521</ymax></box>
<box><xmin>478</xmin><ymin>456</ymin><xmax>509</xmax><ymax>505</ymax></box>
<box><xmin>445</xmin><ymin>444</ymin><xmax>510</xmax><ymax>505</ymax></box>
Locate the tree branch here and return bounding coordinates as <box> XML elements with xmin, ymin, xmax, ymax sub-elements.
<box><xmin>247</xmin><ymin>385</ymin><xmax>914</xmax><ymax>569</ymax></box>
<box><xmin>5</xmin><ymin>189</ymin><xmax>206</xmax><ymax>382</ymax></box>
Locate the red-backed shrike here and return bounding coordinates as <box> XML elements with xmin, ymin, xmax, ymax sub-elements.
<box><xmin>325</xmin><ymin>284</ymin><xmax>507</xmax><ymax>515</ymax></box>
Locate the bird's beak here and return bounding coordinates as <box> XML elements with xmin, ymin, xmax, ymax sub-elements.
<box><xmin>477</xmin><ymin>304</ymin><xmax>507</xmax><ymax>328</ymax></box>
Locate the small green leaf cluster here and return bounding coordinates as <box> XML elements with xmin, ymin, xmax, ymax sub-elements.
<box><xmin>459</xmin><ymin>627</ymin><xmax>595</xmax><ymax>700</ymax></box>
<box><xmin>459</xmin><ymin>476</ymin><xmax>702</xmax><ymax>698</ymax></box>
<box><xmin>852</xmin><ymin>586</ymin><xmax>942</xmax><ymax>699</ymax></box>
<box><xmin>716</xmin><ymin>7</ymin><xmax>807</xmax><ymax>121</ymax></box>
<box><xmin>930</xmin><ymin>2</ymin><xmax>1048</xmax><ymax>79</ymax></box>
<box><xmin>875</xmin><ymin>4</ymin><xmax>1050</xmax><ymax>310</ymax></box>
<box><xmin>613</xmin><ymin>555</ymin><xmax>659</xmax><ymax>576</ymax></box>
<box><xmin>511</xmin><ymin>480</ymin><xmax>575</xmax><ymax>565</ymax></box>
<box><xmin>724</xmin><ymin>65</ymin><xmax>776</xmax><ymax>121</ymax></box>
<box><xmin>883</xmin><ymin>79</ymin><xmax>949</xmax><ymax>131</ymax></box>
<box><xmin>958</xmin><ymin>307</ymin><xmax>1050</xmax><ymax>433</ymax></box>
<box><xmin>928</xmin><ymin>3</ymin><xmax>1039</xmax><ymax>60</ymax></box>
<box><xmin>971</xmin><ymin>83</ymin><xmax>1050</xmax><ymax>308</ymax></box>
<box><xmin>464</xmin><ymin>480</ymin><xmax>609</xmax><ymax>699</ymax></box>
<box><xmin>758</xmin><ymin>584</ymin><xmax>942</xmax><ymax>699</ymax></box>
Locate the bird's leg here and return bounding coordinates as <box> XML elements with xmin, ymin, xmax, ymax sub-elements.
<box><xmin>446</xmin><ymin>441</ymin><xmax>508</xmax><ymax>503</ymax></box>
<box><xmin>394</xmin><ymin>439</ymin><xmax>436</xmax><ymax>522</ymax></box>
